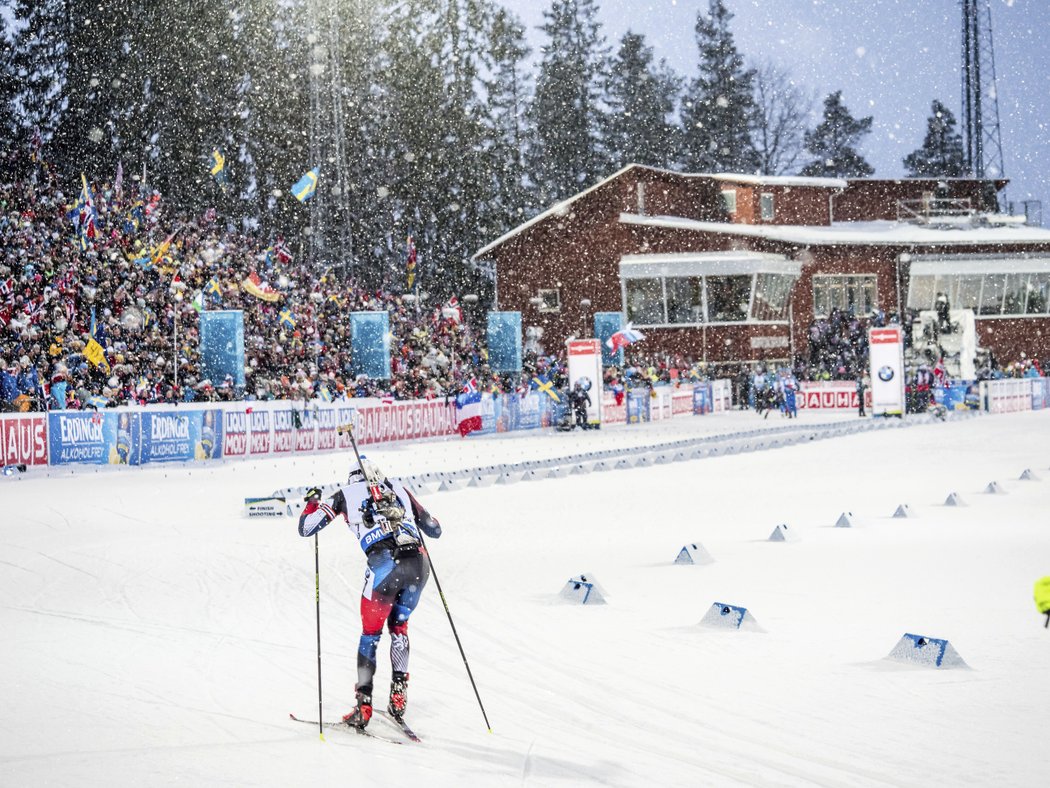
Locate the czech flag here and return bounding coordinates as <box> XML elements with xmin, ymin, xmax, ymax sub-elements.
<box><xmin>455</xmin><ymin>390</ymin><xmax>483</xmax><ymax>437</ymax></box>
<box><xmin>606</xmin><ymin>327</ymin><xmax>646</xmax><ymax>353</ymax></box>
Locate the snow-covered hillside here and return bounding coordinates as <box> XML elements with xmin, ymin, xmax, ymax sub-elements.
<box><xmin>2</xmin><ymin>410</ymin><xmax>1048</xmax><ymax>786</ymax></box>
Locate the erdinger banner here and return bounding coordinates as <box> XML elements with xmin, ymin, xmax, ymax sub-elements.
<box><xmin>869</xmin><ymin>326</ymin><xmax>905</xmax><ymax>417</ymax></box>
<box><xmin>566</xmin><ymin>338</ymin><xmax>603</xmax><ymax>427</ymax></box>
<box><xmin>49</xmin><ymin>411</ymin><xmax>131</xmax><ymax>465</ymax></box>
<box><xmin>133</xmin><ymin>410</ymin><xmax>223</xmax><ymax>464</ymax></box>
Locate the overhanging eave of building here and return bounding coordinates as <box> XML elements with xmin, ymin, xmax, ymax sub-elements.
<box><xmin>619</xmin><ymin>252</ymin><xmax>801</xmax><ymax>279</ymax></box>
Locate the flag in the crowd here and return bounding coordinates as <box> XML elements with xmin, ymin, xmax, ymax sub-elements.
<box><xmin>0</xmin><ymin>307</ymin><xmax>10</xmax><ymax>329</ymax></box>
<box><xmin>406</xmin><ymin>234</ymin><xmax>417</xmax><ymax>290</ymax></box>
<box><xmin>206</xmin><ymin>277</ymin><xmax>222</xmax><ymax>300</ymax></box>
<box><xmin>274</xmin><ymin>238</ymin><xmax>293</xmax><ymax>265</ymax></box>
<box><xmin>242</xmin><ymin>271</ymin><xmax>282</xmax><ymax>302</ymax></box>
<box><xmin>86</xmin><ymin>394</ymin><xmax>108</xmax><ymax>409</ymax></box>
<box><xmin>130</xmin><ymin>249</ymin><xmax>154</xmax><ymax>270</ymax></box>
<box><xmin>606</xmin><ymin>326</ymin><xmax>646</xmax><ymax>352</ymax></box>
<box><xmin>461</xmin><ymin>377</ymin><xmax>478</xmax><ymax>394</ymax></box>
<box><xmin>441</xmin><ymin>296</ymin><xmax>462</xmax><ymax>324</ymax></box>
<box><xmin>151</xmin><ymin>230</ymin><xmax>177</xmax><ymax>266</ymax></box>
<box><xmin>69</xmin><ymin>173</ymin><xmax>97</xmax><ymax>249</ymax></box>
<box><xmin>142</xmin><ymin>307</ymin><xmax>156</xmax><ymax>330</ymax></box>
<box><xmin>23</xmin><ymin>297</ymin><xmax>45</xmax><ymax>324</ymax></box>
<box><xmin>84</xmin><ymin>337</ymin><xmax>110</xmax><ymax>373</ymax></box>
<box><xmin>279</xmin><ymin>308</ymin><xmax>296</xmax><ymax>330</ymax></box>
<box><xmin>190</xmin><ymin>291</ymin><xmax>204</xmax><ymax>314</ymax></box>
<box><xmin>317</xmin><ymin>385</ymin><xmax>332</xmax><ymax>403</ymax></box>
<box><xmin>530</xmin><ymin>374</ymin><xmax>561</xmax><ymax>403</ymax></box>
<box><xmin>291</xmin><ymin>167</ymin><xmax>319</xmax><ymax>202</ymax></box>
<box><xmin>327</xmin><ymin>293</ymin><xmax>344</xmax><ymax>308</ymax></box>
<box><xmin>209</xmin><ymin>149</ymin><xmax>228</xmax><ymax>189</ymax></box>
<box><xmin>455</xmin><ymin>390</ymin><xmax>483</xmax><ymax>437</ymax></box>
<box><xmin>136</xmin><ymin>376</ymin><xmax>150</xmax><ymax>393</ymax></box>
<box><xmin>0</xmin><ymin>277</ymin><xmax>13</xmax><ymax>306</ymax></box>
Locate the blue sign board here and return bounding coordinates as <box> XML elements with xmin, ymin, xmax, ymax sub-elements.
<box><xmin>199</xmin><ymin>310</ymin><xmax>245</xmax><ymax>389</ymax></box>
<box><xmin>487</xmin><ymin>311</ymin><xmax>522</xmax><ymax>373</ymax></box>
<box><xmin>350</xmin><ymin>311</ymin><xmax>391</xmax><ymax>379</ymax></box>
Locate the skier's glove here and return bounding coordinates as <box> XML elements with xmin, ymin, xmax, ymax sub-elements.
<box><xmin>304</xmin><ymin>487</ymin><xmax>323</xmax><ymax>503</ymax></box>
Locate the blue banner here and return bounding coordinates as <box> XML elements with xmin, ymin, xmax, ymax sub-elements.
<box><xmin>350</xmin><ymin>311</ymin><xmax>391</xmax><ymax>379</ymax></box>
<box><xmin>132</xmin><ymin>409</ymin><xmax>224</xmax><ymax>464</ymax></box>
<box><xmin>49</xmin><ymin>411</ymin><xmax>131</xmax><ymax>465</ymax></box>
<box><xmin>487</xmin><ymin>311</ymin><xmax>522</xmax><ymax>373</ymax></box>
<box><xmin>199</xmin><ymin>310</ymin><xmax>245</xmax><ymax>389</ymax></box>
<box><xmin>594</xmin><ymin>312</ymin><xmax>624</xmax><ymax>367</ymax></box>
<box><xmin>693</xmin><ymin>383</ymin><xmax>712</xmax><ymax>415</ymax></box>
<box><xmin>627</xmin><ymin>388</ymin><xmax>651</xmax><ymax>423</ymax></box>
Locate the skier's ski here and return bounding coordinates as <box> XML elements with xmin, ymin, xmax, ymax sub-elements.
<box><xmin>288</xmin><ymin>713</ymin><xmax>403</xmax><ymax>745</ymax></box>
<box><xmin>376</xmin><ymin>709</ymin><xmax>421</xmax><ymax>742</ymax></box>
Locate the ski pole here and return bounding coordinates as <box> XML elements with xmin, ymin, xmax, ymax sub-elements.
<box><xmin>416</xmin><ymin>527</ymin><xmax>493</xmax><ymax>734</ymax></box>
<box><xmin>315</xmin><ymin>532</ymin><xmax>325</xmax><ymax>741</ymax></box>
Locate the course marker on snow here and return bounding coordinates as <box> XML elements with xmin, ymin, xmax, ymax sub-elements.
<box><xmin>1019</xmin><ymin>468</ymin><xmax>1039</xmax><ymax>481</ymax></box>
<box><xmin>892</xmin><ymin>504</ymin><xmax>914</xmax><ymax>519</ymax></box>
<box><xmin>700</xmin><ymin>602</ymin><xmax>761</xmax><ymax>631</ymax></box>
<box><xmin>984</xmin><ymin>481</ymin><xmax>1006</xmax><ymax>494</ymax></box>
<box><xmin>674</xmin><ymin>543</ymin><xmax>715</xmax><ymax>565</ymax></box>
<box><xmin>834</xmin><ymin>511</ymin><xmax>856</xmax><ymax>528</ymax></box>
<box><xmin>885</xmin><ymin>633</ymin><xmax>967</xmax><ymax>668</ymax></box>
<box><xmin>467</xmin><ymin>475</ymin><xmax>493</xmax><ymax>488</ymax></box>
<box><xmin>768</xmin><ymin>523</ymin><xmax>797</xmax><ymax>541</ymax></box>
<box><xmin>944</xmin><ymin>492</ymin><xmax>965</xmax><ymax>507</ymax></box>
<box><xmin>613</xmin><ymin>458</ymin><xmax>635</xmax><ymax>470</ymax></box>
<box><xmin>559</xmin><ymin>574</ymin><xmax>606</xmax><ymax>605</ymax></box>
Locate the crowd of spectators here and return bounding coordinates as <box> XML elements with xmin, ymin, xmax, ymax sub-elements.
<box><xmin>0</xmin><ymin>163</ymin><xmax>503</xmax><ymax>412</ymax></box>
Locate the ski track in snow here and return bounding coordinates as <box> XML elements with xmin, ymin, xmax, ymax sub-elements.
<box><xmin>1</xmin><ymin>409</ymin><xmax>1048</xmax><ymax>786</ymax></box>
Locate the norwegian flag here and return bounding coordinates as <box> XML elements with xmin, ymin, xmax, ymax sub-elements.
<box><xmin>64</xmin><ymin>297</ymin><xmax>78</xmax><ymax>324</ymax></box>
<box><xmin>461</xmin><ymin>376</ymin><xmax>478</xmax><ymax>394</ymax></box>
<box><xmin>0</xmin><ymin>278</ymin><xmax>13</xmax><ymax>307</ymax></box>
<box><xmin>24</xmin><ymin>297</ymin><xmax>45</xmax><ymax>324</ymax></box>
<box><xmin>0</xmin><ymin>307</ymin><xmax>10</xmax><ymax>329</ymax></box>
<box><xmin>441</xmin><ymin>296</ymin><xmax>462</xmax><ymax>324</ymax></box>
<box><xmin>274</xmin><ymin>238</ymin><xmax>293</xmax><ymax>265</ymax></box>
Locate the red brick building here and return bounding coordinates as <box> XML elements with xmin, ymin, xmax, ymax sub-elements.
<box><xmin>472</xmin><ymin>165</ymin><xmax>1050</xmax><ymax>366</ymax></box>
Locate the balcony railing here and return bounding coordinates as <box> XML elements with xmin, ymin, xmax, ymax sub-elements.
<box><xmin>896</xmin><ymin>197</ymin><xmax>974</xmax><ymax>224</ymax></box>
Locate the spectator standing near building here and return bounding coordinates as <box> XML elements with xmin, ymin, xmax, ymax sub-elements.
<box><xmin>856</xmin><ymin>373</ymin><xmax>868</xmax><ymax>417</ymax></box>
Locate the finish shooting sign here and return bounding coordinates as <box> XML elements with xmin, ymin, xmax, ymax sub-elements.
<box><xmin>566</xmin><ymin>338</ymin><xmax>603</xmax><ymax>427</ymax></box>
<box><xmin>868</xmin><ymin>326</ymin><xmax>905</xmax><ymax>417</ymax></box>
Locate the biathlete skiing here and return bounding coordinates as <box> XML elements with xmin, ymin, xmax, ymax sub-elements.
<box><xmin>297</xmin><ymin>456</ymin><xmax>442</xmax><ymax>730</ymax></box>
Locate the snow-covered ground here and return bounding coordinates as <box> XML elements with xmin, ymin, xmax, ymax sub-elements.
<box><xmin>2</xmin><ymin>409</ymin><xmax>1048</xmax><ymax>786</ymax></box>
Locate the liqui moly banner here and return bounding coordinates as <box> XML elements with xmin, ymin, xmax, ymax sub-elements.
<box><xmin>566</xmin><ymin>338</ymin><xmax>603</xmax><ymax>426</ymax></box>
<box><xmin>869</xmin><ymin>326</ymin><xmax>905</xmax><ymax>417</ymax></box>
<box><xmin>2</xmin><ymin>413</ymin><xmax>48</xmax><ymax>466</ymax></box>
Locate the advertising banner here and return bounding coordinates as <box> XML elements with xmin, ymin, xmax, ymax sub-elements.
<box><xmin>693</xmin><ymin>384</ymin><xmax>711</xmax><ymax>415</ymax></box>
<box><xmin>487</xmin><ymin>312</ymin><xmax>523</xmax><ymax>373</ymax></box>
<box><xmin>868</xmin><ymin>327</ymin><xmax>905</xmax><ymax>416</ymax></box>
<box><xmin>223</xmin><ymin>410</ymin><xmax>249</xmax><ymax>457</ymax></box>
<box><xmin>49</xmin><ymin>411</ymin><xmax>130</xmax><ymax>466</ymax></box>
<box><xmin>627</xmin><ymin>387</ymin><xmax>651</xmax><ymax>423</ymax></box>
<box><xmin>350</xmin><ymin>311</ymin><xmax>392</xmax><ymax>379</ymax></box>
<box><xmin>199</xmin><ymin>310</ymin><xmax>245</xmax><ymax>389</ymax></box>
<box><xmin>248</xmin><ymin>409</ymin><xmax>273</xmax><ymax>454</ymax></box>
<box><xmin>316</xmin><ymin>407</ymin><xmax>339</xmax><ymax>450</ymax></box>
<box><xmin>133</xmin><ymin>409</ymin><xmax>223</xmax><ymax>464</ymax></box>
<box><xmin>2</xmin><ymin>413</ymin><xmax>48</xmax><ymax>467</ymax></box>
<box><xmin>566</xmin><ymin>338</ymin><xmax>603</xmax><ymax>426</ymax></box>
<box><xmin>594</xmin><ymin>312</ymin><xmax>625</xmax><ymax>367</ymax></box>
<box><xmin>272</xmin><ymin>410</ymin><xmax>297</xmax><ymax>454</ymax></box>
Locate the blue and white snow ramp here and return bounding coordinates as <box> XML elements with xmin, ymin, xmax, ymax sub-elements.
<box><xmin>834</xmin><ymin>511</ymin><xmax>857</xmax><ymax>528</ymax></box>
<box><xmin>559</xmin><ymin>574</ymin><xmax>606</xmax><ymax>605</ymax></box>
<box><xmin>886</xmin><ymin>634</ymin><xmax>968</xmax><ymax>669</ymax></box>
<box><xmin>700</xmin><ymin>603</ymin><xmax>761</xmax><ymax>631</ymax></box>
<box><xmin>892</xmin><ymin>504</ymin><xmax>914</xmax><ymax>518</ymax></box>
<box><xmin>943</xmin><ymin>492</ymin><xmax>966</xmax><ymax>506</ymax></box>
<box><xmin>674</xmin><ymin>543</ymin><xmax>715</xmax><ymax>565</ymax></box>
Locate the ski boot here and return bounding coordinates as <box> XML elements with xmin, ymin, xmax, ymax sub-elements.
<box><xmin>388</xmin><ymin>672</ymin><xmax>409</xmax><ymax>720</ymax></box>
<box><xmin>342</xmin><ymin>690</ymin><xmax>373</xmax><ymax>729</ymax></box>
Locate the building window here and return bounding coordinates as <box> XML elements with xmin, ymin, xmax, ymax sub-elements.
<box><xmin>665</xmin><ymin>277</ymin><xmax>704</xmax><ymax>324</ymax></box>
<box><xmin>706</xmin><ymin>275</ymin><xmax>752</xmax><ymax>322</ymax></box>
<box><xmin>721</xmin><ymin>189</ymin><xmax>737</xmax><ymax>215</ymax></box>
<box><xmin>536</xmin><ymin>288</ymin><xmax>561</xmax><ymax>313</ymax></box>
<box><xmin>908</xmin><ymin>272</ymin><xmax>1050</xmax><ymax>316</ymax></box>
<box><xmin>625</xmin><ymin>278</ymin><xmax>665</xmax><ymax>324</ymax></box>
<box><xmin>752</xmin><ymin>273</ymin><xmax>793</xmax><ymax>321</ymax></box>
<box><xmin>812</xmin><ymin>274</ymin><xmax>877</xmax><ymax>317</ymax></box>
<box><xmin>760</xmin><ymin>192</ymin><xmax>775</xmax><ymax>221</ymax></box>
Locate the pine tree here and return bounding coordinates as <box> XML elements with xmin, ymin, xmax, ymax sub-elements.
<box><xmin>903</xmin><ymin>99</ymin><xmax>966</xmax><ymax>178</ymax></box>
<box><xmin>484</xmin><ymin>7</ymin><xmax>532</xmax><ymax>226</ymax></box>
<box><xmin>800</xmin><ymin>91</ymin><xmax>874</xmax><ymax>178</ymax></box>
<box><xmin>604</xmin><ymin>31</ymin><xmax>681</xmax><ymax>169</ymax></box>
<box><xmin>680</xmin><ymin>0</ymin><xmax>759</xmax><ymax>173</ymax></box>
<box><xmin>527</xmin><ymin>0</ymin><xmax>610</xmax><ymax>203</ymax></box>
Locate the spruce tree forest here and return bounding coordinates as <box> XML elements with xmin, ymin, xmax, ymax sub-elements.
<box><xmin>0</xmin><ymin>0</ymin><xmax>966</xmax><ymax>292</ymax></box>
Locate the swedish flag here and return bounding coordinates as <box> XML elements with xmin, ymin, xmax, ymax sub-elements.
<box><xmin>206</xmin><ymin>277</ymin><xmax>222</xmax><ymax>299</ymax></box>
<box><xmin>210</xmin><ymin>149</ymin><xmax>228</xmax><ymax>189</ymax></box>
<box><xmin>318</xmin><ymin>386</ymin><xmax>332</xmax><ymax>403</ymax></box>
<box><xmin>279</xmin><ymin>308</ymin><xmax>296</xmax><ymax>330</ymax></box>
<box><xmin>292</xmin><ymin>168</ymin><xmax>319</xmax><ymax>202</ymax></box>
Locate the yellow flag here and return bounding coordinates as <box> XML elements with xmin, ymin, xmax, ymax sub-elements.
<box><xmin>84</xmin><ymin>338</ymin><xmax>111</xmax><ymax>372</ymax></box>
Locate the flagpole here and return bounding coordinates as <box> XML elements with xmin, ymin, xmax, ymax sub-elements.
<box><xmin>174</xmin><ymin>292</ymin><xmax>181</xmax><ymax>390</ymax></box>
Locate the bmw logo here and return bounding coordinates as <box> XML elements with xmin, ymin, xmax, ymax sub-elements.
<box><xmin>878</xmin><ymin>366</ymin><xmax>894</xmax><ymax>382</ymax></box>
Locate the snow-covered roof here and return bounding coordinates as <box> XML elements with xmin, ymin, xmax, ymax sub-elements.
<box><xmin>710</xmin><ymin>173</ymin><xmax>849</xmax><ymax>189</ymax></box>
<box><xmin>620</xmin><ymin>251</ymin><xmax>801</xmax><ymax>278</ymax></box>
<box><xmin>619</xmin><ymin>213</ymin><xmax>1050</xmax><ymax>247</ymax></box>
